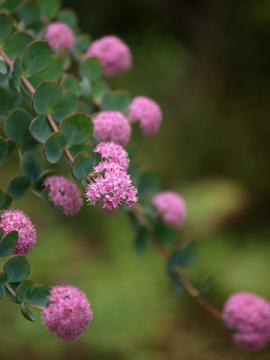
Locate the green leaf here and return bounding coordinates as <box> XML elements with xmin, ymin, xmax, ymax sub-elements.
<box><xmin>0</xmin><ymin>57</ymin><xmax>7</xmax><ymax>74</ymax></box>
<box><xmin>7</xmin><ymin>175</ymin><xmax>31</xmax><ymax>199</ymax></box>
<box><xmin>0</xmin><ymin>137</ymin><xmax>8</xmax><ymax>166</ymax></box>
<box><xmin>72</xmin><ymin>151</ymin><xmax>94</xmax><ymax>180</ymax></box>
<box><xmin>79</xmin><ymin>57</ymin><xmax>102</xmax><ymax>82</ymax></box>
<box><xmin>23</xmin><ymin>41</ymin><xmax>52</xmax><ymax>75</ymax></box>
<box><xmin>0</xmin><ymin>272</ymin><xmax>7</xmax><ymax>286</ymax></box>
<box><xmin>167</xmin><ymin>244</ymin><xmax>197</xmax><ymax>272</ymax></box>
<box><xmin>29</xmin><ymin>115</ymin><xmax>52</xmax><ymax>143</ymax></box>
<box><xmin>52</xmin><ymin>90</ymin><xmax>78</xmax><ymax>122</ymax></box>
<box><xmin>0</xmin><ymin>13</ymin><xmax>13</xmax><ymax>43</ymax></box>
<box><xmin>4</xmin><ymin>31</ymin><xmax>33</xmax><ymax>58</ymax></box>
<box><xmin>20</xmin><ymin>151</ymin><xmax>41</xmax><ymax>182</ymax></box>
<box><xmin>0</xmin><ymin>87</ymin><xmax>18</xmax><ymax>115</ymax></box>
<box><xmin>169</xmin><ymin>272</ymin><xmax>185</xmax><ymax>294</ymax></box>
<box><xmin>154</xmin><ymin>220</ymin><xmax>175</xmax><ymax>245</ymax></box>
<box><xmin>0</xmin><ymin>231</ymin><xmax>18</xmax><ymax>257</ymax></box>
<box><xmin>91</xmin><ymin>80</ymin><xmax>109</xmax><ymax>104</ymax></box>
<box><xmin>21</xmin><ymin>302</ymin><xmax>35</xmax><ymax>321</ymax></box>
<box><xmin>0</xmin><ymin>190</ymin><xmax>12</xmax><ymax>209</ymax></box>
<box><xmin>58</xmin><ymin>8</ymin><xmax>78</xmax><ymax>29</ymax></box>
<box><xmin>63</xmin><ymin>75</ymin><xmax>80</xmax><ymax>96</ymax></box>
<box><xmin>138</xmin><ymin>171</ymin><xmax>160</xmax><ymax>204</ymax></box>
<box><xmin>2</xmin><ymin>0</ymin><xmax>20</xmax><ymax>11</ymax></box>
<box><xmin>134</xmin><ymin>227</ymin><xmax>148</xmax><ymax>254</ymax></box>
<box><xmin>28</xmin><ymin>286</ymin><xmax>50</xmax><ymax>307</ymax></box>
<box><xmin>39</xmin><ymin>0</ymin><xmax>60</xmax><ymax>18</ymax></box>
<box><xmin>60</xmin><ymin>113</ymin><xmax>92</xmax><ymax>145</ymax></box>
<box><xmin>29</xmin><ymin>58</ymin><xmax>63</xmax><ymax>87</ymax></box>
<box><xmin>44</xmin><ymin>131</ymin><xmax>66</xmax><ymax>164</ymax></box>
<box><xmin>10</xmin><ymin>56</ymin><xmax>22</xmax><ymax>91</ymax></box>
<box><xmin>4</xmin><ymin>109</ymin><xmax>32</xmax><ymax>144</ymax></box>
<box><xmin>16</xmin><ymin>279</ymin><xmax>34</xmax><ymax>303</ymax></box>
<box><xmin>5</xmin><ymin>282</ymin><xmax>20</xmax><ymax>303</ymax></box>
<box><xmin>19</xmin><ymin>0</ymin><xmax>40</xmax><ymax>27</ymax></box>
<box><xmin>102</xmin><ymin>91</ymin><xmax>131</xmax><ymax>113</ymax></box>
<box><xmin>33</xmin><ymin>81</ymin><xmax>61</xmax><ymax>115</ymax></box>
<box><xmin>33</xmin><ymin>169</ymin><xmax>54</xmax><ymax>192</ymax></box>
<box><xmin>4</xmin><ymin>256</ymin><xmax>30</xmax><ymax>283</ymax></box>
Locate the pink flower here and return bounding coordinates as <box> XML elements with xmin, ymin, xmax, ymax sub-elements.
<box><xmin>42</xmin><ymin>285</ymin><xmax>93</xmax><ymax>342</ymax></box>
<box><xmin>86</xmin><ymin>164</ymin><xmax>137</xmax><ymax>210</ymax></box>
<box><xmin>44</xmin><ymin>176</ymin><xmax>83</xmax><ymax>216</ymax></box>
<box><xmin>0</xmin><ymin>209</ymin><xmax>36</xmax><ymax>255</ymax></box>
<box><xmin>94</xmin><ymin>142</ymin><xmax>129</xmax><ymax>171</ymax></box>
<box><xmin>129</xmin><ymin>96</ymin><xmax>162</xmax><ymax>135</ymax></box>
<box><xmin>93</xmin><ymin>111</ymin><xmax>131</xmax><ymax>146</ymax></box>
<box><xmin>223</xmin><ymin>292</ymin><xmax>270</xmax><ymax>351</ymax></box>
<box><xmin>152</xmin><ymin>192</ymin><xmax>186</xmax><ymax>228</ymax></box>
<box><xmin>46</xmin><ymin>22</ymin><xmax>74</xmax><ymax>50</ymax></box>
<box><xmin>85</xmin><ymin>35</ymin><xmax>132</xmax><ymax>76</ymax></box>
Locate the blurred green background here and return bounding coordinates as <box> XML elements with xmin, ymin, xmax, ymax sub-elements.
<box><xmin>2</xmin><ymin>0</ymin><xmax>270</xmax><ymax>359</ymax></box>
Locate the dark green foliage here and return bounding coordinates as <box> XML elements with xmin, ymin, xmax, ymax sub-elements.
<box><xmin>7</xmin><ymin>175</ymin><xmax>31</xmax><ymax>199</ymax></box>
<box><xmin>4</xmin><ymin>256</ymin><xmax>30</xmax><ymax>283</ymax></box>
<box><xmin>0</xmin><ymin>231</ymin><xmax>18</xmax><ymax>257</ymax></box>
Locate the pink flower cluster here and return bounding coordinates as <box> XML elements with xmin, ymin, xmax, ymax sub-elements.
<box><xmin>0</xmin><ymin>209</ymin><xmax>36</xmax><ymax>255</ymax></box>
<box><xmin>86</xmin><ymin>35</ymin><xmax>132</xmax><ymax>77</ymax></box>
<box><xmin>223</xmin><ymin>292</ymin><xmax>270</xmax><ymax>351</ymax></box>
<box><xmin>93</xmin><ymin>111</ymin><xmax>131</xmax><ymax>146</ymax></box>
<box><xmin>86</xmin><ymin>142</ymin><xmax>137</xmax><ymax>210</ymax></box>
<box><xmin>44</xmin><ymin>176</ymin><xmax>83</xmax><ymax>216</ymax></box>
<box><xmin>46</xmin><ymin>22</ymin><xmax>74</xmax><ymax>50</ymax></box>
<box><xmin>42</xmin><ymin>285</ymin><xmax>93</xmax><ymax>342</ymax></box>
<box><xmin>152</xmin><ymin>191</ymin><xmax>186</xmax><ymax>228</ymax></box>
<box><xmin>129</xmin><ymin>96</ymin><xmax>162</xmax><ymax>135</ymax></box>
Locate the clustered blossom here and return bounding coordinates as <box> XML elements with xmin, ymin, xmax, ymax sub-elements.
<box><xmin>94</xmin><ymin>141</ymin><xmax>129</xmax><ymax>171</ymax></box>
<box><xmin>42</xmin><ymin>285</ymin><xmax>93</xmax><ymax>342</ymax></box>
<box><xmin>46</xmin><ymin>22</ymin><xmax>74</xmax><ymax>50</ymax></box>
<box><xmin>152</xmin><ymin>191</ymin><xmax>186</xmax><ymax>228</ymax></box>
<box><xmin>223</xmin><ymin>292</ymin><xmax>270</xmax><ymax>351</ymax></box>
<box><xmin>85</xmin><ymin>35</ymin><xmax>132</xmax><ymax>76</ymax></box>
<box><xmin>93</xmin><ymin>111</ymin><xmax>131</xmax><ymax>146</ymax></box>
<box><xmin>86</xmin><ymin>143</ymin><xmax>137</xmax><ymax>210</ymax></box>
<box><xmin>0</xmin><ymin>209</ymin><xmax>36</xmax><ymax>255</ymax></box>
<box><xmin>44</xmin><ymin>176</ymin><xmax>83</xmax><ymax>216</ymax></box>
<box><xmin>129</xmin><ymin>96</ymin><xmax>162</xmax><ymax>135</ymax></box>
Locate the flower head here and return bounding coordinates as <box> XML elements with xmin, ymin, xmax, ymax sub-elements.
<box><xmin>46</xmin><ymin>22</ymin><xmax>74</xmax><ymax>50</ymax></box>
<box><xmin>44</xmin><ymin>176</ymin><xmax>83</xmax><ymax>216</ymax></box>
<box><xmin>93</xmin><ymin>111</ymin><xmax>131</xmax><ymax>146</ymax></box>
<box><xmin>86</xmin><ymin>165</ymin><xmax>137</xmax><ymax>210</ymax></box>
<box><xmin>223</xmin><ymin>292</ymin><xmax>270</xmax><ymax>351</ymax></box>
<box><xmin>85</xmin><ymin>35</ymin><xmax>132</xmax><ymax>76</ymax></box>
<box><xmin>0</xmin><ymin>209</ymin><xmax>36</xmax><ymax>255</ymax></box>
<box><xmin>94</xmin><ymin>142</ymin><xmax>129</xmax><ymax>171</ymax></box>
<box><xmin>42</xmin><ymin>285</ymin><xmax>93</xmax><ymax>342</ymax></box>
<box><xmin>152</xmin><ymin>191</ymin><xmax>186</xmax><ymax>227</ymax></box>
<box><xmin>129</xmin><ymin>96</ymin><xmax>162</xmax><ymax>135</ymax></box>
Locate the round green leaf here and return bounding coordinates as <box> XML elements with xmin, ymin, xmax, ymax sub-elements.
<box><xmin>102</xmin><ymin>91</ymin><xmax>131</xmax><ymax>113</ymax></box>
<box><xmin>52</xmin><ymin>90</ymin><xmax>78</xmax><ymax>122</ymax></box>
<box><xmin>10</xmin><ymin>56</ymin><xmax>22</xmax><ymax>91</ymax></box>
<box><xmin>0</xmin><ymin>13</ymin><xmax>13</xmax><ymax>43</ymax></box>
<box><xmin>2</xmin><ymin>0</ymin><xmax>20</xmax><ymax>11</ymax></box>
<box><xmin>39</xmin><ymin>0</ymin><xmax>60</xmax><ymax>18</ymax></box>
<box><xmin>79</xmin><ymin>57</ymin><xmax>102</xmax><ymax>82</ymax></box>
<box><xmin>19</xmin><ymin>1</ymin><xmax>40</xmax><ymax>27</ymax></box>
<box><xmin>21</xmin><ymin>302</ymin><xmax>35</xmax><ymax>321</ymax></box>
<box><xmin>16</xmin><ymin>279</ymin><xmax>34</xmax><ymax>303</ymax></box>
<box><xmin>7</xmin><ymin>175</ymin><xmax>31</xmax><ymax>199</ymax></box>
<box><xmin>29</xmin><ymin>115</ymin><xmax>52</xmax><ymax>143</ymax></box>
<box><xmin>23</xmin><ymin>41</ymin><xmax>52</xmax><ymax>75</ymax></box>
<box><xmin>33</xmin><ymin>81</ymin><xmax>61</xmax><ymax>115</ymax></box>
<box><xmin>0</xmin><ymin>87</ymin><xmax>17</xmax><ymax>115</ymax></box>
<box><xmin>0</xmin><ymin>231</ymin><xmax>18</xmax><ymax>257</ymax></box>
<box><xmin>63</xmin><ymin>75</ymin><xmax>80</xmax><ymax>95</ymax></box>
<box><xmin>44</xmin><ymin>131</ymin><xmax>66</xmax><ymax>164</ymax></box>
<box><xmin>28</xmin><ymin>286</ymin><xmax>50</xmax><ymax>307</ymax></box>
<box><xmin>0</xmin><ymin>190</ymin><xmax>12</xmax><ymax>209</ymax></box>
<box><xmin>4</xmin><ymin>109</ymin><xmax>32</xmax><ymax>144</ymax></box>
<box><xmin>29</xmin><ymin>58</ymin><xmax>63</xmax><ymax>88</ymax></box>
<box><xmin>60</xmin><ymin>112</ymin><xmax>92</xmax><ymax>145</ymax></box>
<box><xmin>0</xmin><ymin>137</ymin><xmax>8</xmax><ymax>166</ymax></box>
<box><xmin>58</xmin><ymin>8</ymin><xmax>78</xmax><ymax>28</ymax></box>
<box><xmin>20</xmin><ymin>151</ymin><xmax>41</xmax><ymax>182</ymax></box>
<box><xmin>4</xmin><ymin>256</ymin><xmax>30</xmax><ymax>283</ymax></box>
<box><xmin>4</xmin><ymin>31</ymin><xmax>33</xmax><ymax>58</ymax></box>
<box><xmin>72</xmin><ymin>151</ymin><xmax>94</xmax><ymax>180</ymax></box>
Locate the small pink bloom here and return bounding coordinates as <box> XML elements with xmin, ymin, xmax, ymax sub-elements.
<box><xmin>85</xmin><ymin>35</ymin><xmax>132</xmax><ymax>77</ymax></box>
<box><xmin>42</xmin><ymin>285</ymin><xmax>93</xmax><ymax>342</ymax></box>
<box><xmin>223</xmin><ymin>292</ymin><xmax>270</xmax><ymax>351</ymax></box>
<box><xmin>0</xmin><ymin>209</ymin><xmax>37</xmax><ymax>255</ymax></box>
<box><xmin>86</xmin><ymin>164</ymin><xmax>137</xmax><ymax>210</ymax></box>
<box><xmin>93</xmin><ymin>111</ymin><xmax>131</xmax><ymax>146</ymax></box>
<box><xmin>94</xmin><ymin>142</ymin><xmax>129</xmax><ymax>171</ymax></box>
<box><xmin>152</xmin><ymin>191</ymin><xmax>186</xmax><ymax>228</ymax></box>
<box><xmin>44</xmin><ymin>176</ymin><xmax>83</xmax><ymax>216</ymax></box>
<box><xmin>129</xmin><ymin>96</ymin><xmax>162</xmax><ymax>135</ymax></box>
<box><xmin>46</xmin><ymin>22</ymin><xmax>74</xmax><ymax>50</ymax></box>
